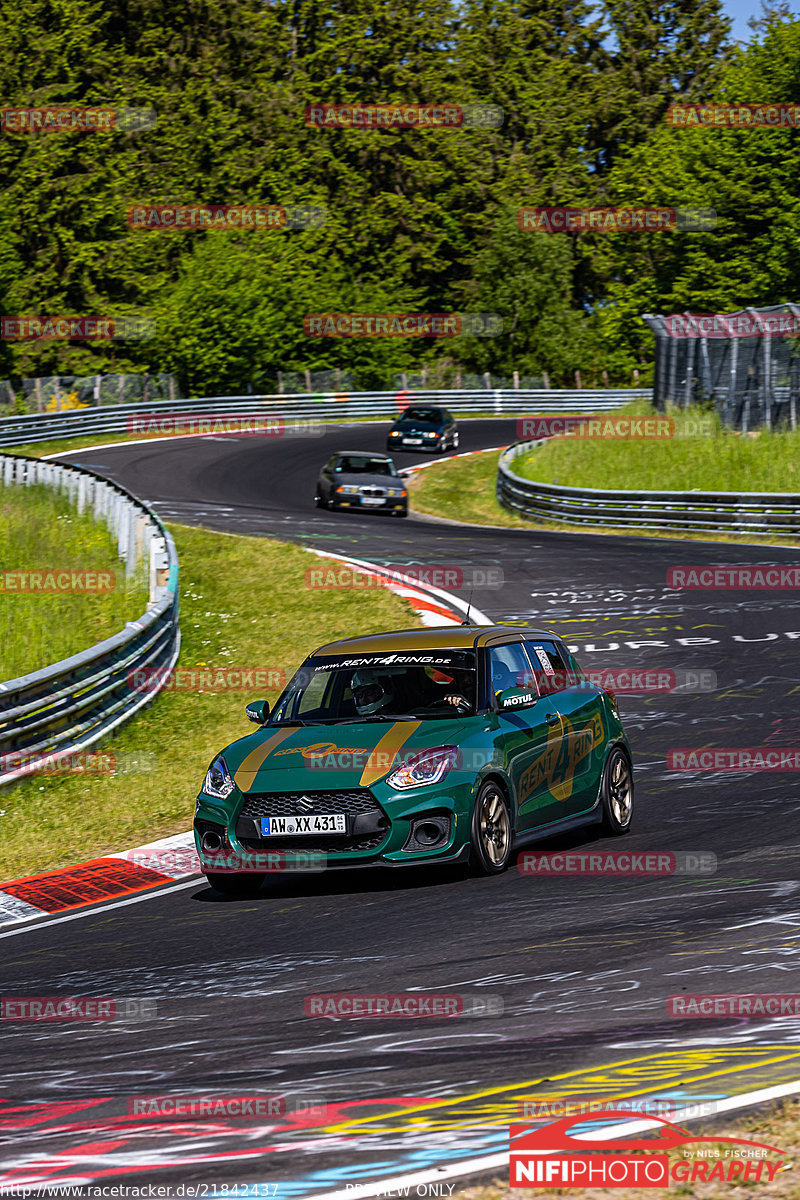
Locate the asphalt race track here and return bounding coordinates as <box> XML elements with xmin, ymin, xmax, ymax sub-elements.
<box><xmin>2</xmin><ymin>417</ymin><xmax>800</xmax><ymax>1193</ymax></box>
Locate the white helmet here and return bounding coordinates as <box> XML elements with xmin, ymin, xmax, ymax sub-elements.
<box><xmin>352</xmin><ymin>669</ymin><xmax>393</xmax><ymax>715</ymax></box>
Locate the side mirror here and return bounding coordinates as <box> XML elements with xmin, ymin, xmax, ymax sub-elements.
<box><xmin>496</xmin><ymin>687</ymin><xmax>536</xmax><ymax>712</ymax></box>
<box><xmin>245</xmin><ymin>700</ymin><xmax>270</xmax><ymax>724</ymax></box>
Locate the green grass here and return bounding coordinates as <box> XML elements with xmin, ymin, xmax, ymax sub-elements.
<box><xmin>0</xmin><ymin>523</ymin><xmax>420</xmax><ymax>880</ymax></box>
<box><xmin>513</xmin><ymin>403</ymin><xmax>800</xmax><ymax>493</ymax></box>
<box><xmin>0</xmin><ymin>483</ymin><xmax>148</xmax><ymax>679</ymax></box>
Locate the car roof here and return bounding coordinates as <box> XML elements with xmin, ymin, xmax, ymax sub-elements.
<box><xmin>398</xmin><ymin>406</ymin><xmax>443</xmax><ymax>415</ymax></box>
<box><xmin>313</xmin><ymin>625</ymin><xmax>562</xmax><ymax>655</ymax></box>
<box><xmin>333</xmin><ymin>450</ymin><xmax>392</xmax><ymax>458</ymax></box>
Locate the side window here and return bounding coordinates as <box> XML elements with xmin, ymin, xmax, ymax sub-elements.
<box><xmin>489</xmin><ymin>643</ymin><xmax>537</xmax><ymax>710</ymax></box>
<box><xmin>526</xmin><ymin>640</ymin><xmax>574</xmax><ymax>696</ymax></box>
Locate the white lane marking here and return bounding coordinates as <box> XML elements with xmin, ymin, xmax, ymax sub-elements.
<box><xmin>304</xmin><ymin>1078</ymin><xmax>800</xmax><ymax>1200</ymax></box>
<box><xmin>0</xmin><ymin>876</ymin><xmax>202</xmax><ymax>941</ymax></box>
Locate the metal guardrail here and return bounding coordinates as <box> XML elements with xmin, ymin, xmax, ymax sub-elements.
<box><xmin>497</xmin><ymin>440</ymin><xmax>800</xmax><ymax>536</ymax></box>
<box><xmin>0</xmin><ymin>388</ymin><xmax>650</xmax><ymax>447</ymax></box>
<box><xmin>0</xmin><ymin>453</ymin><xmax>180</xmax><ymax>786</ymax></box>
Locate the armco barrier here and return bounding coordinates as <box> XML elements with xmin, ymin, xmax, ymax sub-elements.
<box><xmin>0</xmin><ymin>387</ymin><xmax>649</xmax><ymax>447</ymax></box>
<box><xmin>0</xmin><ymin>453</ymin><xmax>180</xmax><ymax>786</ymax></box>
<box><xmin>497</xmin><ymin>440</ymin><xmax>800</xmax><ymax>535</ymax></box>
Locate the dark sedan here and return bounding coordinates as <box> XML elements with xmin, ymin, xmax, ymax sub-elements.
<box><xmin>315</xmin><ymin>451</ymin><xmax>408</xmax><ymax>517</ymax></box>
<box><xmin>387</xmin><ymin>406</ymin><xmax>459</xmax><ymax>453</ymax></box>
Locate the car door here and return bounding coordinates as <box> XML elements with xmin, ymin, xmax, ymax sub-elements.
<box><xmin>486</xmin><ymin>641</ymin><xmax>566</xmax><ymax>832</ymax></box>
<box><xmin>524</xmin><ymin>638</ymin><xmax>605</xmax><ymax>818</ymax></box>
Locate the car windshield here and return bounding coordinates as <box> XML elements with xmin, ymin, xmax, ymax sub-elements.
<box><xmin>336</xmin><ymin>456</ymin><xmax>394</xmax><ymax>475</ymax></box>
<box><xmin>270</xmin><ymin>651</ymin><xmax>478</xmax><ymax>724</ymax></box>
<box><xmin>400</xmin><ymin>408</ymin><xmax>442</xmax><ymax>423</ymax></box>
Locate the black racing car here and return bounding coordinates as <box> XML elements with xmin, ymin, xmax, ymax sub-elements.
<box><xmin>387</xmin><ymin>406</ymin><xmax>459</xmax><ymax>453</ymax></box>
<box><xmin>315</xmin><ymin>451</ymin><xmax>408</xmax><ymax>517</ymax></box>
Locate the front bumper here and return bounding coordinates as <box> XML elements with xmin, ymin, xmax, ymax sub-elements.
<box><xmin>195</xmin><ymin>780</ymin><xmax>474</xmax><ymax>870</ymax></box>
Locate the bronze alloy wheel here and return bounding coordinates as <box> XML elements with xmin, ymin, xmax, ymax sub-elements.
<box><xmin>601</xmin><ymin>747</ymin><xmax>634</xmax><ymax>834</ymax></box>
<box><xmin>471</xmin><ymin>781</ymin><xmax>512</xmax><ymax>874</ymax></box>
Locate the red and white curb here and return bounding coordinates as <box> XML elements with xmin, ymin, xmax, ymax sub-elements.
<box><xmin>398</xmin><ymin>444</ymin><xmax>507</xmax><ymax>476</ymax></box>
<box><xmin>0</xmin><ymin>832</ymin><xmax>199</xmax><ymax>929</ymax></box>
<box><xmin>305</xmin><ymin>547</ymin><xmax>492</xmax><ymax>628</ymax></box>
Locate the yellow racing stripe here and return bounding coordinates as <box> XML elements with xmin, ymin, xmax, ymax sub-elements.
<box><xmin>234</xmin><ymin>728</ymin><xmax>297</xmax><ymax>791</ymax></box>
<box><xmin>359</xmin><ymin>720</ymin><xmax>422</xmax><ymax>787</ymax></box>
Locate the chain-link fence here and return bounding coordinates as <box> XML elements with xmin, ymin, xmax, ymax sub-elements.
<box><xmin>644</xmin><ymin>305</ymin><xmax>800</xmax><ymax>430</ymax></box>
<box><xmin>0</xmin><ymin>373</ymin><xmax>180</xmax><ymax>416</ymax></box>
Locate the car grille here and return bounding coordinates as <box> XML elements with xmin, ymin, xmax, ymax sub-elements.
<box><xmin>359</xmin><ymin>485</ymin><xmax>386</xmax><ymax>497</ymax></box>
<box><xmin>237</xmin><ymin>788</ymin><xmax>389</xmax><ymax>855</ymax></box>
<box><xmin>240</xmin><ymin>789</ymin><xmax>380</xmax><ymax>818</ymax></box>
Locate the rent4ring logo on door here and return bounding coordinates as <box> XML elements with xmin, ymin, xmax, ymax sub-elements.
<box><xmin>519</xmin><ymin>713</ymin><xmax>603</xmax><ymax>802</ymax></box>
<box><xmin>509</xmin><ymin>1114</ymin><xmax>787</xmax><ymax>1187</ymax></box>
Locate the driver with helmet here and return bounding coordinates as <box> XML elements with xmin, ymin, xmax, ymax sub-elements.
<box><xmin>351</xmin><ymin>667</ymin><xmax>471</xmax><ymax>716</ymax></box>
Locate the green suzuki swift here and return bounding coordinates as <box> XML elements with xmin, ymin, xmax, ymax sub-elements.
<box><xmin>194</xmin><ymin>625</ymin><xmax>633</xmax><ymax>892</ymax></box>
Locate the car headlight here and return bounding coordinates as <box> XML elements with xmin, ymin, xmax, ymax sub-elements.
<box><xmin>389</xmin><ymin>430</ymin><xmax>400</xmax><ymax>436</ymax></box>
<box><xmin>202</xmin><ymin>755</ymin><xmax>235</xmax><ymax>798</ymax></box>
<box><xmin>424</xmin><ymin>431</ymin><xmax>438</xmax><ymax>438</ymax></box>
<box><xmin>336</xmin><ymin>485</ymin><xmax>360</xmax><ymax>494</ymax></box>
<box><xmin>387</xmin><ymin>488</ymin><xmax>407</xmax><ymax>497</ymax></box>
<box><xmin>387</xmin><ymin>745</ymin><xmax>459</xmax><ymax>790</ymax></box>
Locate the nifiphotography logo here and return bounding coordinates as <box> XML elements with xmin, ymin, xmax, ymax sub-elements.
<box><xmin>509</xmin><ymin>1113</ymin><xmax>787</xmax><ymax>1187</ymax></box>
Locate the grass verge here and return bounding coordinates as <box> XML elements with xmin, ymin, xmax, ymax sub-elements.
<box><xmin>0</xmin><ymin>482</ymin><xmax>148</xmax><ymax>679</ymax></box>
<box><xmin>0</xmin><ymin>523</ymin><xmax>420</xmax><ymax>880</ymax></box>
<box><xmin>408</xmin><ymin>430</ymin><xmax>800</xmax><ymax>547</ymax></box>
<box><xmin>454</xmin><ymin>1097</ymin><xmax>799</xmax><ymax>1200</ymax></box>
<box><xmin>514</xmin><ymin>403</ymin><xmax>800</xmax><ymax>492</ymax></box>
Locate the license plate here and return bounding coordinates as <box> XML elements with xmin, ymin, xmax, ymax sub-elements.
<box><xmin>403</xmin><ymin>438</ymin><xmax>423</xmax><ymax>445</ymax></box>
<box><xmin>360</xmin><ymin>497</ymin><xmax>385</xmax><ymax>506</ymax></box>
<box><xmin>261</xmin><ymin>814</ymin><xmax>346</xmax><ymax>836</ymax></box>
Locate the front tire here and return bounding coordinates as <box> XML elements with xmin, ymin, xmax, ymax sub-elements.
<box><xmin>205</xmin><ymin>872</ymin><xmax>266</xmax><ymax>896</ymax></box>
<box><xmin>600</xmin><ymin>747</ymin><xmax>633</xmax><ymax>834</ymax></box>
<box><xmin>470</xmin><ymin>781</ymin><xmax>512</xmax><ymax>875</ymax></box>
<box><xmin>314</xmin><ymin>489</ymin><xmax>327</xmax><ymax>509</ymax></box>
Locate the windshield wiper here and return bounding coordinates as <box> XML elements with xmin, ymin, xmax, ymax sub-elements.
<box><xmin>330</xmin><ymin>714</ymin><xmax>419</xmax><ymax>723</ymax></box>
